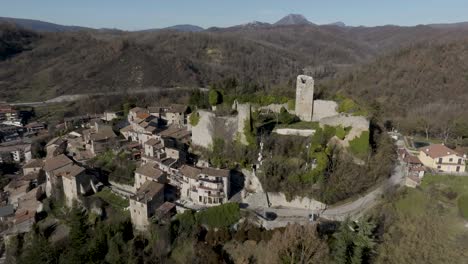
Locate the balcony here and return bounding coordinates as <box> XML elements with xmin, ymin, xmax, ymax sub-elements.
<box><xmin>198</xmin><ymin>183</ymin><xmax>223</xmax><ymax>191</ymax></box>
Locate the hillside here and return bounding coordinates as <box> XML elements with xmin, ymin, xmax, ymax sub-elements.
<box><xmin>0</xmin><ymin>29</ymin><xmax>308</xmax><ymax>100</ymax></box>
<box><xmin>329</xmin><ymin>39</ymin><xmax>468</xmax><ymax>136</ymax></box>
<box><xmin>0</xmin><ymin>17</ymin><xmax>91</xmax><ymax>32</ymax></box>
<box><xmin>0</xmin><ymin>24</ymin><xmax>38</xmax><ymax>60</ymax></box>
<box><xmin>1</xmin><ymin>21</ymin><xmax>468</xmax><ymax>106</ymax></box>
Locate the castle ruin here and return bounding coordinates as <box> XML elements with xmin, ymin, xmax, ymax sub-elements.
<box><xmin>295</xmin><ymin>75</ymin><xmax>315</xmax><ymax>122</ymax></box>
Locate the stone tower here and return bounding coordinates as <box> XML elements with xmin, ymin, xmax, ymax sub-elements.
<box><xmin>295</xmin><ymin>75</ymin><xmax>315</xmax><ymax>121</ymax></box>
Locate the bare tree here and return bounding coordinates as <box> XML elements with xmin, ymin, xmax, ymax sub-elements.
<box><xmin>265</xmin><ymin>224</ymin><xmax>330</xmax><ymax>264</ymax></box>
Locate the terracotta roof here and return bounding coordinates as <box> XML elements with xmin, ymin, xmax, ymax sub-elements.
<box><xmin>23</xmin><ymin>159</ymin><xmax>44</xmax><ymax>169</ymax></box>
<box><xmin>410</xmin><ymin>166</ymin><xmax>425</xmax><ymax>172</ymax></box>
<box><xmin>404</xmin><ymin>155</ymin><xmax>422</xmax><ymax>165</ymax></box>
<box><xmin>15</xmin><ymin>209</ymin><xmax>35</xmax><ymax>224</ymax></box>
<box><xmin>135</xmin><ymin>163</ymin><xmax>165</xmax><ymax>179</ymax></box>
<box><xmin>20</xmin><ymin>172</ymin><xmax>41</xmax><ymax>181</ymax></box>
<box><xmin>179</xmin><ymin>165</ymin><xmax>201</xmax><ymax>179</ymax></box>
<box><xmin>54</xmin><ymin>164</ymin><xmax>85</xmax><ymax>179</ymax></box>
<box><xmin>137</xmin><ymin>112</ymin><xmax>151</xmax><ymax>120</ymax></box>
<box><xmin>132</xmin><ymin>181</ymin><xmax>164</xmax><ymax>203</ymax></box>
<box><xmin>156</xmin><ymin>202</ymin><xmax>176</xmax><ymax>215</ymax></box>
<box><xmin>159</xmin><ymin>125</ymin><xmax>190</xmax><ymax>140</ymax></box>
<box><xmin>120</xmin><ymin>125</ymin><xmax>134</xmax><ymax>133</ymax></box>
<box><xmin>90</xmin><ymin>125</ymin><xmax>116</xmax><ymax>141</ymax></box>
<box><xmin>129</xmin><ymin>107</ymin><xmax>147</xmax><ymax>114</ymax></box>
<box><xmin>43</xmin><ymin>154</ymin><xmax>73</xmax><ymax>172</ymax></box>
<box><xmin>46</xmin><ymin>137</ymin><xmax>66</xmax><ymax>147</ymax></box>
<box><xmin>419</xmin><ymin>144</ymin><xmax>463</xmax><ymax>159</ymax></box>
<box><xmin>201</xmin><ymin>167</ymin><xmax>231</xmax><ymax>178</ymax></box>
<box><xmin>145</xmin><ymin>138</ymin><xmax>161</xmax><ymax>146</ymax></box>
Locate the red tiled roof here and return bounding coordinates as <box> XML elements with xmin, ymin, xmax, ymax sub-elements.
<box><xmin>419</xmin><ymin>144</ymin><xmax>462</xmax><ymax>159</ymax></box>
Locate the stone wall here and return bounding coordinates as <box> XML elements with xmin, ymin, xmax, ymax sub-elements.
<box><xmin>236</xmin><ymin>103</ymin><xmax>251</xmax><ymax>145</ymax></box>
<box><xmin>267</xmin><ymin>192</ymin><xmax>326</xmax><ymax>210</ymax></box>
<box><xmin>273</xmin><ymin>128</ymin><xmax>316</xmax><ymax>137</ymax></box>
<box><xmin>191</xmin><ymin>110</ymin><xmax>215</xmax><ymax>149</ymax></box>
<box><xmin>258</xmin><ymin>103</ymin><xmax>289</xmax><ymax>114</ymax></box>
<box><xmin>191</xmin><ymin>110</ymin><xmax>239</xmax><ymax>149</ymax></box>
<box><xmin>319</xmin><ymin>114</ymin><xmax>370</xmax><ymax>146</ymax></box>
<box><xmin>295</xmin><ymin>75</ymin><xmax>315</xmax><ymax>121</ymax></box>
<box><xmin>312</xmin><ymin>100</ymin><xmax>339</xmax><ymax>121</ymax></box>
<box><xmin>109</xmin><ymin>180</ymin><xmax>136</xmax><ymax>197</ymax></box>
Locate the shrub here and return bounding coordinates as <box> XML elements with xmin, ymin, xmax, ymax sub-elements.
<box><xmin>287</xmin><ymin>99</ymin><xmax>295</xmax><ymax>110</ymax></box>
<box><xmin>348</xmin><ymin>131</ymin><xmax>370</xmax><ymax>159</ymax></box>
<box><xmin>196</xmin><ymin>203</ymin><xmax>240</xmax><ymax>228</ymax></box>
<box><xmin>189</xmin><ymin>111</ymin><xmax>200</xmax><ymax>126</ymax></box>
<box><xmin>338</xmin><ymin>98</ymin><xmax>358</xmax><ymax>113</ymax></box>
<box><xmin>278</xmin><ymin>107</ymin><xmax>298</xmax><ymax>125</ymax></box>
<box><xmin>335</xmin><ymin>126</ymin><xmax>347</xmax><ymax>140</ymax></box>
<box><xmin>208</xmin><ymin>89</ymin><xmax>222</xmax><ymax>107</ymax></box>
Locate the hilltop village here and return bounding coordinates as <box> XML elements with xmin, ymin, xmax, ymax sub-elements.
<box><xmin>0</xmin><ymin>74</ymin><xmax>466</xmax><ymax>238</ymax></box>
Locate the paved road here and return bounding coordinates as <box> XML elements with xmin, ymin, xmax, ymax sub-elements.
<box><xmin>10</xmin><ymin>86</ymin><xmax>208</xmax><ymax>107</ymax></box>
<box><xmin>250</xmin><ymin>161</ymin><xmax>405</xmax><ymax>229</ymax></box>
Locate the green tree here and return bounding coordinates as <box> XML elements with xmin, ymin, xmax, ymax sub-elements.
<box><xmin>208</xmin><ymin>89</ymin><xmax>222</xmax><ymax>107</ymax></box>
<box><xmin>18</xmin><ymin>231</ymin><xmax>58</xmax><ymax>264</ymax></box>
<box><xmin>332</xmin><ymin>218</ymin><xmax>376</xmax><ymax>264</ymax></box>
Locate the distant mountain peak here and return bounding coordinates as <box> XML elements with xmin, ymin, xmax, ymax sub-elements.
<box><xmin>163</xmin><ymin>24</ymin><xmax>204</xmax><ymax>32</ymax></box>
<box><xmin>274</xmin><ymin>14</ymin><xmax>313</xmax><ymax>26</ymax></box>
<box><xmin>239</xmin><ymin>21</ymin><xmax>271</xmax><ymax>28</ymax></box>
<box><xmin>329</xmin><ymin>21</ymin><xmax>347</xmax><ymax>27</ymax></box>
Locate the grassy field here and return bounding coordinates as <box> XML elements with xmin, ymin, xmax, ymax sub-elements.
<box><xmin>94</xmin><ymin>187</ymin><xmax>129</xmax><ymax>209</ymax></box>
<box><xmin>375</xmin><ymin>174</ymin><xmax>468</xmax><ymax>263</ymax></box>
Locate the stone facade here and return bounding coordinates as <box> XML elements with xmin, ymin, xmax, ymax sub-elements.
<box><xmin>236</xmin><ymin>103</ymin><xmax>251</xmax><ymax>145</ymax></box>
<box><xmin>191</xmin><ymin>111</ymin><xmax>238</xmax><ymax>149</ymax></box>
<box><xmin>129</xmin><ymin>181</ymin><xmax>164</xmax><ymax>230</ymax></box>
<box><xmin>295</xmin><ymin>75</ymin><xmax>315</xmax><ymax>122</ymax></box>
<box><xmin>312</xmin><ymin>100</ymin><xmax>339</xmax><ymax>121</ymax></box>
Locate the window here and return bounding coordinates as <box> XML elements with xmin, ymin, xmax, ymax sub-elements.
<box><xmin>438</xmin><ymin>158</ymin><xmax>443</xmax><ymax>164</ymax></box>
<box><xmin>459</xmin><ymin>159</ymin><xmax>463</xmax><ymax>165</ymax></box>
<box><xmin>437</xmin><ymin>165</ymin><xmax>441</xmax><ymax>169</ymax></box>
<box><xmin>457</xmin><ymin>166</ymin><xmax>460</xmax><ymax>172</ymax></box>
<box><xmin>449</xmin><ymin>158</ymin><xmax>453</xmax><ymax>162</ymax></box>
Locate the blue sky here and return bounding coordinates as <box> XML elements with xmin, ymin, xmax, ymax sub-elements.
<box><xmin>2</xmin><ymin>0</ymin><xmax>467</xmax><ymax>30</ymax></box>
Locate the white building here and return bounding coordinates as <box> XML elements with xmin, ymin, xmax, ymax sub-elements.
<box><xmin>178</xmin><ymin>165</ymin><xmax>230</xmax><ymax>206</ymax></box>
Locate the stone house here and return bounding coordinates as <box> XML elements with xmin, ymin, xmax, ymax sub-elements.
<box><xmin>418</xmin><ymin>144</ymin><xmax>466</xmax><ymax>173</ymax></box>
<box><xmin>121</xmin><ymin>116</ymin><xmax>160</xmax><ymax>145</ymax></box>
<box><xmin>4</xmin><ymin>180</ymin><xmax>30</xmax><ymax>208</ymax></box>
<box><xmin>57</xmin><ymin>164</ymin><xmax>89</xmax><ymax>207</ymax></box>
<box><xmin>46</xmin><ymin>137</ymin><xmax>67</xmax><ymax>158</ymax></box>
<box><xmin>0</xmin><ymin>102</ymin><xmax>21</xmax><ymax>125</ymax></box>
<box><xmin>0</xmin><ymin>142</ymin><xmax>31</xmax><ymax>163</ymax></box>
<box><xmin>23</xmin><ymin>159</ymin><xmax>44</xmax><ymax>175</ymax></box>
<box><xmin>149</xmin><ymin>104</ymin><xmax>189</xmax><ymax>126</ymax></box>
<box><xmin>24</xmin><ymin>122</ymin><xmax>46</xmax><ymax>133</ymax></box>
<box><xmin>143</xmin><ymin>138</ymin><xmax>186</xmax><ymax>163</ymax></box>
<box><xmin>129</xmin><ymin>181</ymin><xmax>165</xmax><ymax>230</ymax></box>
<box><xmin>44</xmin><ymin>154</ymin><xmax>74</xmax><ymax>197</ymax></box>
<box><xmin>83</xmin><ymin>122</ymin><xmax>117</xmax><ymax>155</ymax></box>
<box><xmin>128</xmin><ymin>107</ymin><xmax>149</xmax><ymax>124</ymax></box>
<box><xmin>102</xmin><ymin>111</ymin><xmax>122</xmax><ymax>122</ymax></box>
<box><xmin>134</xmin><ymin>163</ymin><xmax>167</xmax><ymax>190</ymax></box>
<box><xmin>178</xmin><ymin>165</ymin><xmax>230</xmax><ymax>206</ymax></box>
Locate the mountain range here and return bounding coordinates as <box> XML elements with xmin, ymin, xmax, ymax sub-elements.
<box><xmin>2</xmin><ymin>14</ymin><xmax>467</xmax><ymax>33</ymax></box>
<box><xmin>1</xmin><ymin>14</ymin><xmax>468</xmax><ymax>130</ymax></box>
